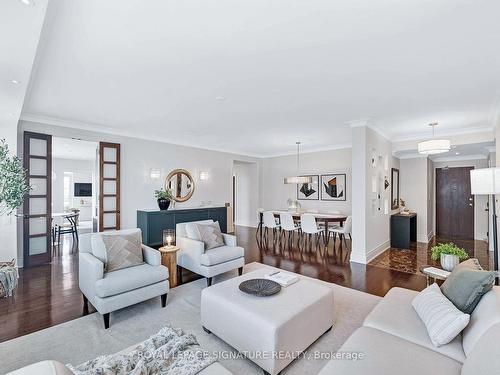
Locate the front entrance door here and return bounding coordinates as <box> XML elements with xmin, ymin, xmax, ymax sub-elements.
<box><xmin>436</xmin><ymin>166</ymin><xmax>474</xmax><ymax>239</ymax></box>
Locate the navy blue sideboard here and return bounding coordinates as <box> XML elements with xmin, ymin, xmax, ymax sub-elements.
<box><xmin>137</xmin><ymin>206</ymin><xmax>227</xmax><ymax>247</ymax></box>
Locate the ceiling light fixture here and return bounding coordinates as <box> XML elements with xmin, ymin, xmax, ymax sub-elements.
<box><xmin>417</xmin><ymin>122</ymin><xmax>451</xmax><ymax>155</ymax></box>
<box><xmin>20</xmin><ymin>0</ymin><xmax>36</xmax><ymax>6</ymax></box>
<box><xmin>284</xmin><ymin>142</ymin><xmax>313</xmax><ymax>184</ymax></box>
<box><xmin>11</xmin><ymin>79</ymin><xmax>20</xmax><ymax>84</ymax></box>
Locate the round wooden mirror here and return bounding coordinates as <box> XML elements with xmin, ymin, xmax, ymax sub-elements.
<box><xmin>165</xmin><ymin>169</ymin><xmax>195</xmax><ymax>202</ymax></box>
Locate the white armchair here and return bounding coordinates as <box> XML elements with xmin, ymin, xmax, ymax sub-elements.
<box><xmin>79</xmin><ymin>229</ymin><xmax>169</xmax><ymax>328</ymax></box>
<box><xmin>176</xmin><ymin>220</ymin><xmax>245</xmax><ymax>286</ymax></box>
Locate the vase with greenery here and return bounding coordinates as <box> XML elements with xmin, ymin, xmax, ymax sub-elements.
<box><xmin>431</xmin><ymin>242</ymin><xmax>469</xmax><ymax>271</ymax></box>
<box><xmin>154</xmin><ymin>188</ymin><xmax>174</xmax><ymax>210</ymax></box>
<box><xmin>0</xmin><ymin>139</ymin><xmax>30</xmax><ymax>216</ymax></box>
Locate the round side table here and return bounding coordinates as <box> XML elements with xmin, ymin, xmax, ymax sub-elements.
<box><xmin>159</xmin><ymin>246</ymin><xmax>180</xmax><ymax>287</ymax></box>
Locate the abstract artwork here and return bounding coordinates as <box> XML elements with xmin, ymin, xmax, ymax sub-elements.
<box><xmin>321</xmin><ymin>174</ymin><xmax>346</xmax><ymax>201</ymax></box>
<box><xmin>297</xmin><ymin>175</ymin><xmax>319</xmax><ymax>200</ymax></box>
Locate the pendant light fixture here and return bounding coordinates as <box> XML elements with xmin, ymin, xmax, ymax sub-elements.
<box><xmin>284</xmin><ymin>142</ymin><xmax>313</xmax><ymax>184</ymax></box>
<box><xmin>417</xmin><ymin>122</ymin><xmax>451</xmax><ymax>155</ymax></box>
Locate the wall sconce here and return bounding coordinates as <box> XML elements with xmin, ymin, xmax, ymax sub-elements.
<box><xmin>150</xmin><ymin>168</ymin><xmax>161</xmax><ymax>179</ymax></box>
<box><xmin>199</xmin><ymin>171</ymin><xmax>210</xmax><ymax>181</ymax></box>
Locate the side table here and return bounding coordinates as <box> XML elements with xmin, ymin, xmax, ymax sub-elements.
<box><xmin>159</xmin><ymin>246</ymin><xmax>181</xmax><ymax>287</ymax></box>
<box><xmin>420</xmin><ymin>265</ymin><xmax>451</xmax><ymax>286</ymax></box>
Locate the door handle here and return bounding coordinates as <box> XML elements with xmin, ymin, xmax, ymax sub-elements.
<box><xmin>469</xmin><ymin>197</ymin><xmax>473</xmax><ymax>201</ymax></box>
<box><xmin>469</xmin><ymin>203</ymin><xmax>473</xmax><ymax>207</ymax></box>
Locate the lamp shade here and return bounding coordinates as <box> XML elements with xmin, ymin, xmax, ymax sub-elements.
<box><xmin>417</xmin><ymin>139</ymin><xmax>451</xmax><ymax>155</ymax></box>
<box><xmin>470</xmin><ymin>168</ymin><xmax>500</xmax><ymax>195</ymax></box>
<box><xmin>284</xmin><ymin>176</ymin><xmax>313</xmax><ymax>184</ymax></box>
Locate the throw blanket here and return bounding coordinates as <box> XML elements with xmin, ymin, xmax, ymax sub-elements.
<box><xmin>68</xmin><ymin>326</ymin><xmax>216</xmax><ymax>375</ymax></box>
<box><xmin>0</xmin><ymin>262</ymin><xmax>18</xmax><ymax>298</ymax></box>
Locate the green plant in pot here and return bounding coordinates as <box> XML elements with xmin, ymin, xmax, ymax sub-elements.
<box><xmin>154</xmin><ymin>188</ymin><xmax>173</xmax><ymax>210</ymax></box>
<box><xmin>431</xmin><ymin>242</ymin><xmax>469</xmax><ymax>271</ymax></box>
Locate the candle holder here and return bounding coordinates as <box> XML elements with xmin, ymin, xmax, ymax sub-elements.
<box><xmin>162</xmin><ymin>229</ymin><xmax>176</xmax><ymax>248</ymax></box>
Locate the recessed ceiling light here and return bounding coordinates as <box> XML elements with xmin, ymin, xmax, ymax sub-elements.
<box><xmin>455</xmin><ymin>152</ymin><xmax>460</xmax><ymax>155</ymax></box>
<box><xmin>215</xmin><ymin>96</ymin><xmax>226</xmax><ymax>101</ymax></box>
<box><xmin>20</xmin><ymin>0</ymin><xmax>36</xmax><ymax>6</ymax></box>
<box><xmin>11</xmin><ymin>79</ymin><xmax>21</xmax><ymax>84</ymax></box>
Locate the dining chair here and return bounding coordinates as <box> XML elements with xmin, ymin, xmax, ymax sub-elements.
<box><xmin>300</xmin><ymin>214</ymin><xmax>325</xmax><ymax>248</ymax></box>
<box><xmin>329</xmin><ymin>215</ymin><xmax>352</xmax><ymax>248</ymax></box>
<box><xmin>57</xmin><ymin>213</ymin><xmax>80</xmax><ymax>249</ymax></box>
<box><xmin>279</xmin><ymin>212</ymin><xmax>301</xmax><ymax>245</ymax></box>
<box><xmin>256</xmin><ymin>208</ymin><xmax>265</xmax><ymax>238</ymax></box>
<box><xmin>263</xmin><ymin>211</ymin><xmax>280</xmax><ymax>242</ymax></box>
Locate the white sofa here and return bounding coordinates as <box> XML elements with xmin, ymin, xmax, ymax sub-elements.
<box><xmin>319</xmin><ymin>286</ymin><xmax>500</xmax><ymax>375</ymax></box>
<box><xmin>79</xmin><ymin>229</ymin><xmax>169</xmax><ymax>328</ymax></box>
<box><xmin>176</xmin><ymin>220</ymin><xmax>245</xmax><ymax>286</ymax></box>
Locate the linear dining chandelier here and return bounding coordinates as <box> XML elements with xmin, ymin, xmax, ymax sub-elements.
<box><xmin>284</xmin><ymin>142</ymin><xmax>313</xmax><ymax>184</ymax></box>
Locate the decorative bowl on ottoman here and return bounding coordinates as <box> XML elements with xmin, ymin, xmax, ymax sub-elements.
<box><xmin>239</xmin><ymin>279</ymin><xmax>281</xmax><ymax>296</ymax></box>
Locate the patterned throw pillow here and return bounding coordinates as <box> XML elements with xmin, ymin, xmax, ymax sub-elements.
<box><xmin>195</xmin><ymin>222</ymin><xmax>225</xmax><ymax>250</ymax></box>
<box><xmin>101</xmin><ymin>231</ymin><xmax>144</xmax><ymax>272</ymax></box>
<box><xmin>412</xmin><ymin>283</ymin><xmax>470</xmax><ymax>347</ymax></box>
<box><xmin>441</xmin><ymin>258</ymin><xmax>496</xmax><ymax>314</ymax></box>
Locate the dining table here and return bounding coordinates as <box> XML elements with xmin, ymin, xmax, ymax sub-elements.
<box><xmin>258</xmin><ymin>209</ymin><xmax>348</xmax><ymax>243</ymax></box>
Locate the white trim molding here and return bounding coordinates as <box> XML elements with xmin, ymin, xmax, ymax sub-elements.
<box><xmin>366</xmin><ymin>239</ymin><xmax>391</xmax><ymax>263</ymax></box>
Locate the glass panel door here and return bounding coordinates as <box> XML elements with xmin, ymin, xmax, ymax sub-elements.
<box><xmin>99</xmin><ymin>142</ymin><xmax>120</xmax><ymax>231</ymax></box>
<box><xmin>23</xmin><ymin>131</ymin><xmax>52</xmax><ymax>267</ymax></box>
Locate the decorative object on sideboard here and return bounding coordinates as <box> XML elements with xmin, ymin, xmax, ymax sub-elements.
<box><xmin>162</xmin><ymin>228</ymin><xmax>176</xmax><ymax>248</ymax></box>
<box><xmin>0</xmin><ymin>139</ymin><xmax>30</xmax><ymax>215</ymax></box>
<box><xmin>0</xmin><ymin>259</ymin><xmax>18</xmax><ymax>298</ymax></box>
<box><xmin>470</xmin><ymin>167</ymin><xmax>500</xmax><ymax>284</ymax></box>
<box><xmin>418</xmin><ymin>122</ymin><xmax>451</xmax><ymax>155</ymax></box>
<box><xmin>321</xmin><ymin>173</ymin><xmax>346</xmax><ymax>201</ymax></box>
<box><xmin>165</xmin><ymin>169</ymin><xmax>195</xmax><ymax>202</ymax></box>
<box><xmin>297</xmin><ymin>175</ymin><xmax>319</xmax><ymax>200</ymax></box>
<box><xmin>239</xmin><ymin>278</ymin><xmax>281</xmax><ymax>297</ymax></box>
<box><xmin>391</xmin><ymin>167</ymin><xmax>400</xmax><ymax>210</ymax></box>
<box><xmin>431</xmin><ymin>242</ymin><xmax>469</xmax><ymax>271</ymax></box>
<box><xmin>154</xmin><ymin>188</ymin><xmax>173</xmax><ymax>210</ymax></box>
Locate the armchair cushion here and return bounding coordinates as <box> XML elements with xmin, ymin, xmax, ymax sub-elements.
<box><xmin>95</xmin><ymin>263</ymin><xmax>168</xmax><ymax>298</ymax></box>
<box><xmin>200</xmin><ymin>245</ymin><xmax>245</xmax><ymax>267</ymax></box>
<box><xmin>186</xmin><ymin>221</ymin><xmax>225</xmax><ymax>250</ymax></box>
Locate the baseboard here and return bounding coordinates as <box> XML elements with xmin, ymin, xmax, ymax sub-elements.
<box><xmin>366</xmin><ymin>239</ymin><xmax>390</xmax><ymax>263</ymax></box>
<box><xmin>417</xmin><ymin>233</ymin><xmax>431</xmax><ymax>243</ymax></box>
<box><xmin>234</xmin><ymin>221</ymin><xmax>258</xmax><ymax>228</ymax></box>
<box><xmin>17</xmin><ymin>257</ymin><xmax>23</xmax><ymax>268</ymax></box>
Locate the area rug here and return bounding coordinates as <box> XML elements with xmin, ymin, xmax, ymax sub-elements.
<box><xmin>0</xmin><ymin>262</ymin><xmax>380</xmax><ymax>374</ymax></box>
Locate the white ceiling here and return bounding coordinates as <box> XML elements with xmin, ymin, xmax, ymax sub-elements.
<box><xmin>21</xmin><ymin>0</ymin><xmax>500</xmax><ymax>157</ymax></box>
<box><xmin>52</xmin><ymin>136</ymin><xmax>97</xmax><ymax>160</ymax></box>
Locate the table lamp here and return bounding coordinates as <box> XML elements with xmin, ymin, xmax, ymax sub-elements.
<box><xmin>162</xmin><ymin>229</ymin><xmax>176</xmax><ymax>249</ymax></box>
<box><xmin>470</xmin><ymin>167</ymin><xmax>500</xmax><ymax>282</ymax></box>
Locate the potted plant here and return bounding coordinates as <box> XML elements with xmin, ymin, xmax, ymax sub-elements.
<box><xmin>431</xmin><ymin>242</ymin><xmax>469</xmax><ymax>271</ymax></box>
<box><xmin>154</xmin><ymin>188</ymin><xmax>173</xmax><ymax>210</ymax></box>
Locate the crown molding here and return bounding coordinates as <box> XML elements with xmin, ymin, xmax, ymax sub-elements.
<box><xmin>391</xmin><ymin>125</ymin><xmax>495</xmax><ymax>143</ymax></box>
<box><xmin>431</xmin><ymin>154</ymin><xmax>488</xmax><ymax>163</ymax></box>
<box><xmin>396</xmin><ymin>153</ymin><xmax>429</xmax><ymax>160</ymax></box>
<box><xmin>20</xmin><ymin>113</ymin><xmax>265</xmax><ymax>159</ymax></box>
<box><xmin>261</xmin><ymin>143</ymin><xmax>352</xmax><ymax>158</ymax></box>
<box><xmin>485</xmin><ymin>145</ymin><xmax>496</xmax><ymax>153</ymax></box>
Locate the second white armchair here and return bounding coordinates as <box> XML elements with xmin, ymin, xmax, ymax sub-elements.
<box><xmin>176</xmin><ymin>220</ymin><xmax>245</xmax><ymax>286</ymax></box>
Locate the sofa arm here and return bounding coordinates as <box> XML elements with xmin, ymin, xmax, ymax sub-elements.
<box><xmin>79</xmin><ymin>252</ymin><xmax>104</xmax><ymax>299</ymax></box>
<box><xmin>142</xmin><ymin>245</ymin><xmax>161</xmax><ymax>266</ymax></box>
<box><xmin>222</xmin><ymin>233</ymin><xmax>237</xmax><ymax>247</ymax></box>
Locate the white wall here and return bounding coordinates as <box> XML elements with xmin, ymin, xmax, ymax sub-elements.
<box><xmin>400</xmin><ymin>157</ymin><xmax>432</xmax><ymax>242</ymax></box>
<box><xmin>0</xmin><ymin>125</ymin><xmax>19</xmax><ymax>262</ymax></box>
<box><xmin>233</xmin><ymin>161</ymin><xmax>259</xmax><ymax>227</ymax></box>
<box><xmin>351</xmin><ymin>126</ymin><xmax>394</xmax><ymax>264</ymax></box>
<box><xmin>51</xmin><ymin>158</ymin><xmax>95</xmax><ymax>220</ymax></box>
<box><xmin>17</xmin><ymin>120</ymin><xmax>259</xmax><ymax>265</ymax></box>
<box><xmin>259</xmin><ymin>148</ymin><xmax>352</xmax><ymax>214</ymax></box>
<box><xmin>433</xmin><ymin>158</ymin><xmax>489</xmax><ymax>241</ymax></box>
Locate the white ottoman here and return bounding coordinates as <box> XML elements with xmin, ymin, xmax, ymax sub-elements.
<box><xmin>201</xmin><ymin>269</ymin><xmax>334</xmax><ymax>375</ymax></box>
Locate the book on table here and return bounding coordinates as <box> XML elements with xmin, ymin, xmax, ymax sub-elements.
<box><xmin>422</xmin><ymin>267</ymin><xmax>451</xmax><ymax>278</ymax></box>
<box><xmin>265</xmin><ymin>271</ymin><xmax>300</xmax><ymax>287</ymax></box>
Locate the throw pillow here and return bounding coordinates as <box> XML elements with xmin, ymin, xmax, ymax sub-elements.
<box><xmin>101</xmin><ymin>231</ymin><xmax>144</xmax><ymax>272</ymax></box>
<box><xmin>185</xmin><ymin>223</ymin><xmax>202</xmax><ymax>241</ymax></box>
<box><xmin>195</xmin><ymin>222</ymin><xmax>225</xmax><ymax>250</ymax></box>
<box><xmin>441</xmin><ymin>258</ymin><xmax>496</xmax><ymax>314</ymax></box>
<box><xmin>412</xmin><ymin>283</ymin><xmax>470</xmax><ymax>347</ymax></box>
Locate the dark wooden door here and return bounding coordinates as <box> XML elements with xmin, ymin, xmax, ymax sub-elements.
<box><xmin>436</xmin><ymin>166</ymin><xmax>474</xmax><ymax>239</ymax></box>
<box><xmin>23</xmin><ymin>131</ymin><xmax>52</xmax><ymax>267</ymax></box>
<box><xmin>98</xmin><ymin>142</ymin><xmax>120</xmax><ymax>232</ymax></box>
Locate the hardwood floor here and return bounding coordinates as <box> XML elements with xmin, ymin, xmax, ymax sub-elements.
<box><xmin>0</xmin><ymin>225</ymin><xmax>490</xmax><ymax>343</ymax></box>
